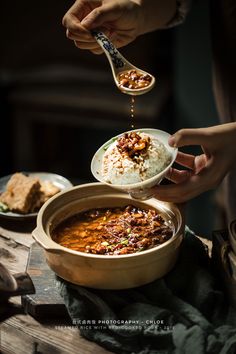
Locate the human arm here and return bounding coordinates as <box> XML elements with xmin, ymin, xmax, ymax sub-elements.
<box><xmin>62</xmin><ymin>0</ymin><xmax>177</xmax><ymax>54</ymax></box>
<box><xmin>153</xmin><ymin>123</ymin><xmax>236</xmax><ymax>203</ymax></box>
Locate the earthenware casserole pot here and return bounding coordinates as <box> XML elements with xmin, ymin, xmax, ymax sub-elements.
<box><xmin>32</xmin><ymin>183</ymin><xmax>185</xmax><ymax>289</ymax></box>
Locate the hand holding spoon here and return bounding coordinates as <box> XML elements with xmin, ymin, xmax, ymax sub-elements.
<box><xmin>92</xmin><ymin>31</ymin><xmax>155</xmax><ymax>96</ymax></box>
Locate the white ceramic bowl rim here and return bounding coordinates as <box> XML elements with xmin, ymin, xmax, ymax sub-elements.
<box><xmin>91</xmin><ymin>128</ymin><xmax>178</xmax><ymax>189</ymax></box>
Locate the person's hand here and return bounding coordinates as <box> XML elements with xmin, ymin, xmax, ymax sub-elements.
<box><xmin>62</xmin><ymin>0</ymin><xmax>143</xmax><ymax>54</ymax></box>
<box><xmin>62</xmin><ymin>0</ymin><xmax>176</xmax><ymax>54</ymax></box>
<box><xmin>153</xmin><ymin>123</ymin><xmax>236</xmax><ymax>203</ymax></box>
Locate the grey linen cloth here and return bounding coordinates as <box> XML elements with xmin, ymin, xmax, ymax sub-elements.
<box><xmin>57</xmin><ymin>228</ymin><xmax>236</xmax><ymax>354</ymax></box>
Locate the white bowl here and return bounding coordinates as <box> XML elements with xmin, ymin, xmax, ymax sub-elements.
<box><xmin>91</xmin><ymin>128</ymin><xmax>177</xmax><ymax>199</ymax></box>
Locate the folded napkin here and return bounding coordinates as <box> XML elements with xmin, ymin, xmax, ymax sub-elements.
<box><xmin>57</xmin><ymin>228</ymin><xmax>236</xmax><ymax>354</ymax></box>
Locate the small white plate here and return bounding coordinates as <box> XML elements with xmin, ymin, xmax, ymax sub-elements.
<box><xmin>0</xmin><ymin>172</ymin><xmax>73</xmax><ymax>220</ymax></box>
<box><xmin>91</xmin><ymin>128</ymin><xmax>177</xmax><ymax>200</ymax></box>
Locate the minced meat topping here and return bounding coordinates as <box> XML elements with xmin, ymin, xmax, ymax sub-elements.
<box><xmin>52</xmin><ymin>205</ymin><xmax>173</xmax><ymax>255</ymax></box>
<box><xmin>117</xmin><ymin>132</ymin><xmax>150</xmax><ymax>160</ymax></box>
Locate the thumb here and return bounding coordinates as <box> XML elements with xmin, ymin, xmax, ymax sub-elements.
<box><xmin>168</xmin><ymin>128</ymin><xmax>211</xmax><ymax>148</ymax></box>
<box><xmin>81</xmin><ymin>3</ymin><xmax>120</xmax><ymax>29</ymax></box>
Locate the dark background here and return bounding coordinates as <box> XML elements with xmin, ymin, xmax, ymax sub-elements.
<box><xmin>0</xmin><ymin>0</ymin><xmax>221</xmax><ymax>237</ymax></box>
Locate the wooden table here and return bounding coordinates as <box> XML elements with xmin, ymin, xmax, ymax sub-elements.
<box><xmin>0</xmin><ymin>218</ymin><xmax>212</xmax><ymax>354</ymax></box>
<box><xmin>0</xmin><ymin>219</ymin><xmax>112</xmax><ymax>354</ymax></box>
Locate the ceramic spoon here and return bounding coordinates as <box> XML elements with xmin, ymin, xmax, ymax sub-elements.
<box><xmin>92</xmin><ymin>31</ymin><xmax>155</xmax><ymax>95</ymax></box>
<box><xmin>0</xmin><ymin>262</ymin><xmax>17</xmax><ymax>292</ymax></box>
<box><xmin>0</xmin><ymin>262</ymin><xmax>35</xmax><ymax>322</ymax></box>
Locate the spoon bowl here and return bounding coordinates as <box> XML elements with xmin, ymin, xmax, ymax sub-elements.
<box><xmin>92</xmin><ymin>31</ymin><xmax>155</xmax><ymax>96</ymax></box>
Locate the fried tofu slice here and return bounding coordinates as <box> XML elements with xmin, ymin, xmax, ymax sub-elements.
<box><xmin>39</xmin><ymin>181</ymin><xmax>60</xmax><ymax>203</ymax></box>
<box><xmin>0</xmin><ymin>173</ymin><xmax>41</xmax><ymax>214</ymax></box>
<box><xmin>0</xmin><ymin>173</ymin><xmax>61</xmax><ymax>214</ymax></box>
<box><xmin>32</xmin><ymin>181</ymin><xmax>60</xmax><ymax>211</ymax></box>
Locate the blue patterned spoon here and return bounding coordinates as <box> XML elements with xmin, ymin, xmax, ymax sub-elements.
<box><xmin>92</xmin><ymin>31</ymin><xmax>155</xmax><ymax>95</ymax></box>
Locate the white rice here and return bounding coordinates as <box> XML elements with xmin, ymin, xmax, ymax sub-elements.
<box><xmin>102</xmin><ymin>132</ymin><xmax>172</xmax><ymax>185</ymax></box>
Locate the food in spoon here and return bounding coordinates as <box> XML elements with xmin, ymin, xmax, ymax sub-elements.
<box><xmin>102</xmin><ymin>132</ymin><xmax>171</xmax><ymax>185</ymax></box>
<box><xmin>117</xmin><ymin>69</ymin><xmax>152</xmax><ymax>90</ymax></box>
<box><xmin>92</xmin><ymin>31</ymin><xmax>154</xmax><ymax>94</ymax></box>
<box><xmin>52</xmin><ymin>205</ymin><xmax>173</xmax><ymax>255</ymax></box>
<box><xmin>0</xmin><ymin>173</ymin><xmax>60</xmax><ymax>214</ymax></box>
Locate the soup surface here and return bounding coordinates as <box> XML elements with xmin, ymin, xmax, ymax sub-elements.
<box><xmin>52</xmin><ymin>205</ymin><xmax>173</xmax><ymax>255</ymax></box>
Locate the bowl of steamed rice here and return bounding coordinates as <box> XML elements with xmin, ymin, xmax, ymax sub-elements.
<box><xmin>91</xmin><ymin>128</ymin><xmax>177</xmax><ymax>199</ymax></box>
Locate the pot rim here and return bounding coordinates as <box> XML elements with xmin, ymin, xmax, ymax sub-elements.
<box><xmin>33</xmin><ymin>182</ymin><xmax>184</xmax><ymax>260</ymax></box>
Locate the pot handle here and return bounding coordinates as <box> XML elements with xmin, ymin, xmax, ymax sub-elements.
<box><xmin>32</xmin><ymin>227</ymin><xmax>63</xmax><ymax>254</ymax></box>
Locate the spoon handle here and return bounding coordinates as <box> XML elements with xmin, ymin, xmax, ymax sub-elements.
<box><xmin>92</xmin><ymin>31</ymin><xmax>127</xmax><ymax>70</ymax></box>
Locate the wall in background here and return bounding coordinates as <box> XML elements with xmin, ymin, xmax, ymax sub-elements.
<box><xmin>0</xmin><ymin>0</ymin><xmax>221</xmax><ymax>237</ymax></box>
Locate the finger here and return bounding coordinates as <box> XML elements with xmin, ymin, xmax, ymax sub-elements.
<box><xmin>153</xmin><ymin>178</ymin><xmax>200</xmax><ymax>203</ymax></box>
<box><xmin>63</xmin><ymin>13</ymin><xmax>92</xmax><ymax>38</ymax></box>
<box><xmin>66</xmin><ymin>29</ymin><xmax>96</xmax><ymax>42</ymax></box>
<box><xmin>175</xmin><ymin>152</ymin><xmax>208</xmax><ymax>174</ymax></box>
<box><xmin>153</xmin><ymin>183</ymin><xmax>195</xmax><ymax>203</ymax></box>
<box><xmin>90</xmin><ymin>48</ymin><xmax>104</xmax><ymax>55</ymax></box>
<box><xmin>194</xmin><ymin>154</ymin><xmax>208</xmax><ymax>174</ymax></box>
<box><xmin>75</xmin><ymin>41</ymin><xmax>100</xmax><ymax>50</ymax></box>
<box><xmin>168</xmin><ymin>128</ymin><xmax>211</xmax><ymax>148</ymax></box>
<box><xmin>67</xmin><ymin>26</ymin><xmax>112</xmax><ymax>42</ymax></box>
<box><xmin>81</xmin><ymin>3</ymin><xmax>122</xmax><ymax>29</ymax></box>
<box><xmin>111</xmin><ymin>31</ymin><xmax>137</xmax><ymax>48</ymax></box>
<box><xmin>165</xmin><ymin>168</ymin><xmax>192</xmax><ymax>183</ymax></box>
<box><xmin>153</xmin><ymin>164</ymin><xmax>216</xmax><ymax>203</ymax></box>
<box><xmin>74</xmin><ymin>40</ymin><xmax>101</xmax><ymax>50</ymax></box>
<box><xmin>175</xmin><ymin>151</ymin><xmax>195</xmax><ymax>169</ymax></box>
<box><xmin>62</xmin><ymin>0</ymin><xmax>98</xmax><ymax>26</ymax></box>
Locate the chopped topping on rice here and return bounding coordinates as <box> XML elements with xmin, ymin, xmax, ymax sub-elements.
<box><xmin>117</xmin><ymin>132</ymin><xmax>150</xmax><ymax>159</ymax></box>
